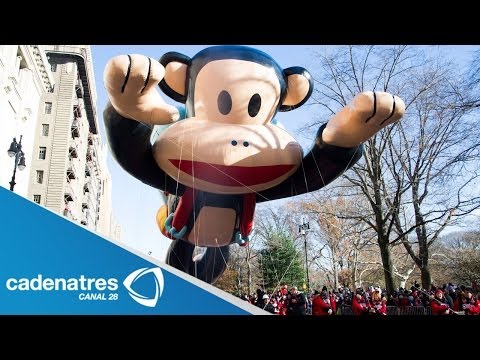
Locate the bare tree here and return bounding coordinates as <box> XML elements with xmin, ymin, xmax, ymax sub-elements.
<box><xmin>464</xmin><ymin>49</ymin><xmax>480</xmax><ymax>108</ymax></box>
<box><xmin>216</xmin><ymin>229</ymin><xmax>263</xmax><ymax>296</ymax></box>
<box><xmin>297</xmin><ymin>194</ymin><xmax>370</xmax><ymax>289</ymax></box>
<box><xmin>435</xmin><ymin>231</ymin><xmax>480</xmax><ymax>286</ymax></box>
<box><xmin>214</xmin><ymin>242</ymin><xmax>242</xmax><ymax>295</ymax></box>
<box><xmin>298</xmin><ymin>192</ymin><xmax>416</xmax><ymax>290</ymax></box>
<box><xmin>385</xmin><ymin>51</ymin><xmax>480</xmax><ymax>289</ymax></box>
<box><xmin>307</xmin><ymin>46</ymin><xmax>416</xmax><ymax>293</ymax></box>
<box><xmin>308</xmin><ymin>45</ymin><xmax>480</xmax><ymax>293</ymax></box>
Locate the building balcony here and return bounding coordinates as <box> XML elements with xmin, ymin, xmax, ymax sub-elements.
<box><xmin>86</xmin><ymin>144</ymin><xmax>97</xmax><ymax>162</ymax></box>
<box><xmin>75</xmin><ymin>83</ymin><xmax>84</xmax><ymax>98</ymax></box>
<box><xmin>64</xmin><ymin>199</ymin><xmax>74</xmax><ymax>210</ymax></box>
<box><xmin>81</xmin><ymin>212</ymin><xmax>88</xmax><ymax>226</ymax></box>
<box><xmin>67</xmin><ymin>160</ymin><xmax>77</xmax><ymax>180</ymax></box>
<box><xmin>84</xmin><ymin>162</ymin><xmax>92</xmax><ymax>178</ymax></box>
<box><xmin>86</xmin><ymin>147</ymin><xmax>94</xmax><ymax>162</ymax></box>
<box><xmin>88</xmin><ymin>143</ymin><xmax>96</xmax><ymax>154</ymax></box>
<box><xmin>81</xmin><ymin>208</ymin><xmax>95</xmax><ymax>227</ymax></box>
<box><xmin>83</xmin><ymin>177</ymin><xmax>98</xmax><ymax>198</ymax></box>
<box><xmin>83</xmin><ymin>179</ymin><xmax>97</xmax><ymax>197</ymax></box>
<box><xmin>85</xmin><ymin>159</ymin><xmax>99</xmax><ymax>178</ymax></box>
<box><xmin>82</xmin><ymin>193</ymin><xmax>94</xmax><ymax>211</ymax></box>
<box><xmin>73</xmin><ymin>105</ymin><xmax>82</xmax><ymax>119</ymax></box>
<box><xmin>71</xmin><ymin>119</ymin><xmax>80</xmax><ymax>138</ymax></box>
<box><xmin>69</xmin><ymin>144</ymin><xmax>78</xmax><ymax>158</ymax></box>
<box><xmin>64</xmin><ymin>183</ymin><xmax>76</xmax><ymax>203</ymax></box>
<box><xmin>63</xmin><ymin>207</ymin><xmax>75</xmax><ymax>220</ymax></box>
<box><xmin>82</xmin><ymin>194</ymin><xmax>97</xmax><ymax>215</ymax></box>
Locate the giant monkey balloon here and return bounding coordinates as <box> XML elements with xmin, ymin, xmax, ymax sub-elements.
<box><xmin>103</xmin><ymin>46</ymin><xmax>405</xmax><ymax>284</ymax></box>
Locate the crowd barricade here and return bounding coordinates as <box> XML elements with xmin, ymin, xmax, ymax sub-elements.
<box><xmin>396</xmin><ymin>306</ymin><xmax>432</xmax><ymax>315</ymax></box>
<box><xmin>339</xmin><ymin>305</ymin><xmax>432</xmax><ymax>315</ymax></box>
<box><xmin>387</xmin><ymin>306</ymin><xmax>398</xmax><ymax>315</ymax></box>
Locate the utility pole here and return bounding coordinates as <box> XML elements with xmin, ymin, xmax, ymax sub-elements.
<box><xmin>299</xmin><ymin>221</ymin><xmax>310</xmax><ymax>292</ymax></box>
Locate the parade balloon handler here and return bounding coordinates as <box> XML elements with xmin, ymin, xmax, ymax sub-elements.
<box><xmin>103</xmin><ymin>45</ymin><xmax>405</xmax><ymax>284</ymax></box>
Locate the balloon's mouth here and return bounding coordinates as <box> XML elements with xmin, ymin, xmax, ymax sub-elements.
<box><xmin>169</xmin><ymin>159</ymin><xmax>295</xmax><ymax>187</ymax></box>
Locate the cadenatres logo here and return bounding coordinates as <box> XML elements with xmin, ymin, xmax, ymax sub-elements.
<box><xmin>5</xmin><ymin>267</ymin><xmax>165</xmax><ymax>307</ymax></box>
<box><xmin>123</xmin><ymin>267</ymin><xmax>164</xmax><ymax>307</ymax></box>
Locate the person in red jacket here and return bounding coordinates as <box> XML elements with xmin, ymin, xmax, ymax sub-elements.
<box><xmin>312</xmin><ymin>288</ymin><xmax>333</xmax><ymax>316</ymax></box>
<box><xmin>464</xmin><ymin>294</ymin><xmax>480</xmax><ymax>315</ymax></box>
<box><xmin>430</xmin><ymin>289</ymin><xmax>451</xmax><ymax>315</ymax></box>
<box><xmin>351</xmin><ymin>292</ymin><xmax>369</xmax><ymax>315</ymax></box>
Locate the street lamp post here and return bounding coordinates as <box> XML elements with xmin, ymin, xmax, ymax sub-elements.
<box><xmin>7</xmin><ymin>135</ymin><xmax>26</xmax><ymax>191</ymax></box>
<box><xmin>299</xmin><ymin>221</ymin><xmax>310</xmax><ymax>292</ymax></box>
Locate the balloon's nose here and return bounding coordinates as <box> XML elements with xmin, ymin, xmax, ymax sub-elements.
<box><xmin>231</xmin><ymin>140</ymin><xmax>250</xmax><ymax>147</ymax></box>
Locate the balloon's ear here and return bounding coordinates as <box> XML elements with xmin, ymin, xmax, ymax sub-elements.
<box><xmin>159</xmin><ymin>52</ymin><xmax>191</xmax><ymax>103</ymax></box>
<box><xmin>279</xmin><ymin>66</ymin><xmax>313</xmax><ymax>112</ymax></box>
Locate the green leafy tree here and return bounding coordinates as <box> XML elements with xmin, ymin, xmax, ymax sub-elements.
<box><xmin>260</xmin><ymin>232</ymin><xmax>306</xmax><ymax>292</ymax></box>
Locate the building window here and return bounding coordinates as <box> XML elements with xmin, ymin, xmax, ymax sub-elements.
<box><xmin>48</xmin><ymin>84</ymin><xmax>55</xmax><ymax>93</ymax></box>
<box><xmin>39</xmin><ymin>147</ymin><xmax>46</xmax><ymax>160</ymax></box>
<box><xmin>44</xmin><ymin>102</ymin><xmax>52</xmax><ymax>114</ymax></box>
<box><xmin>42</xmin><ymin>124</ymin><xmax>49</xmax><ymax>136</ymax></box>
<box><xmin>33</xmin><ymin>195</ymin><xmax>41</xmax><ymax>204</ymax></box>
<box><xmin>36</xmin><ymin>170</ymin><xmax>44</xmax><ymax>184</ymax></box>
<box><xmin>51</xmin><ymin>63</ymin><xmax>57</xmax><ymax>72</ymax></box>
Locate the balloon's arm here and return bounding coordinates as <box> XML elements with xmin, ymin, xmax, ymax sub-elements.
<box><xmin>256</xmin><ymin>123</ymin><xmax>362</xmax><ymax>203</ymax></box>
<box><xmin>104</xmin><ymin>102</ymin><xmax>184</xmax><ymax>193</ymax></box>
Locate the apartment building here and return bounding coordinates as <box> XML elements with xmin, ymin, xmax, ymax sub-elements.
<box><xmin>25</xmin><ymin>45</ymin><xmax>120</xmax><ymax>240</ymax></box>
<box><xmin>0</xmin><ymin>45</ymin><xmax>54</xmax><ymax>196</ymax></box>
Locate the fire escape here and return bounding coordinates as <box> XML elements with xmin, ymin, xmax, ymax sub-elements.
<box><xmin>71</xmin><ymin>104</ymin><xmax>82</xmax><ymax>139</ymax></box>
<box><xmin>75</xmin><ymin>75</ymin><xmax>84</xmax><ymax>99</ymax></box>
<box><xmin>65</xmin><ymin>104</ymin><xmax>83</xmax><ymax>220</ymax></box>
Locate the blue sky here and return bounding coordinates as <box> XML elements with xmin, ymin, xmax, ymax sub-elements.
<box><xmin>91</xmin><ymin>45</ymin><xmax>479</xmax><ymax>262</ymax></box>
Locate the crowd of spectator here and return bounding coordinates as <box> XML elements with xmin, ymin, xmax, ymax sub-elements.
<box><xmin>239</xmin><ymin>281</ymin><xmax>480</xmax><ymax>315</ymax></box>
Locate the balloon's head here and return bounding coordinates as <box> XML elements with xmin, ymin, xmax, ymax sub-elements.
<box><xmin>152</xmin><ymin>46</ymin><xmax>313</xmax><ymax>194</ymax></box>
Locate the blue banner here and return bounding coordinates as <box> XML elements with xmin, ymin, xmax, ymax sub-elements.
<box><xmin>0</xmin><ymin>187</ymin><xmax>266</xmax><ymax>315</ymax></box>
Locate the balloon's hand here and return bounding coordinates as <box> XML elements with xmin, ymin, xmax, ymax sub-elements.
<box><xmin>104</xmin><ymin>54</ymin><xmax>180</xmax><ymax>126</ymax></box>
<box><xmin>322</xmin><ymin>91</ymin><xmax>405</xmax><ymax>148</ymax></box>
<box><xmin>164</xmin><ymin>214</ymin><xmax>187</xmax><ymax>240</ymax></box>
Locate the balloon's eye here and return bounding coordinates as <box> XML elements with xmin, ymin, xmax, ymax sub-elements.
<box><xmin>248</xmin><ymin>93</ymin><xmax>261</xmax><ymax>117</ymax></box>
<box><xmin>218</xmin><ymin>90</ymin><xmax>232</xmax><ymax>115</ymax></box>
